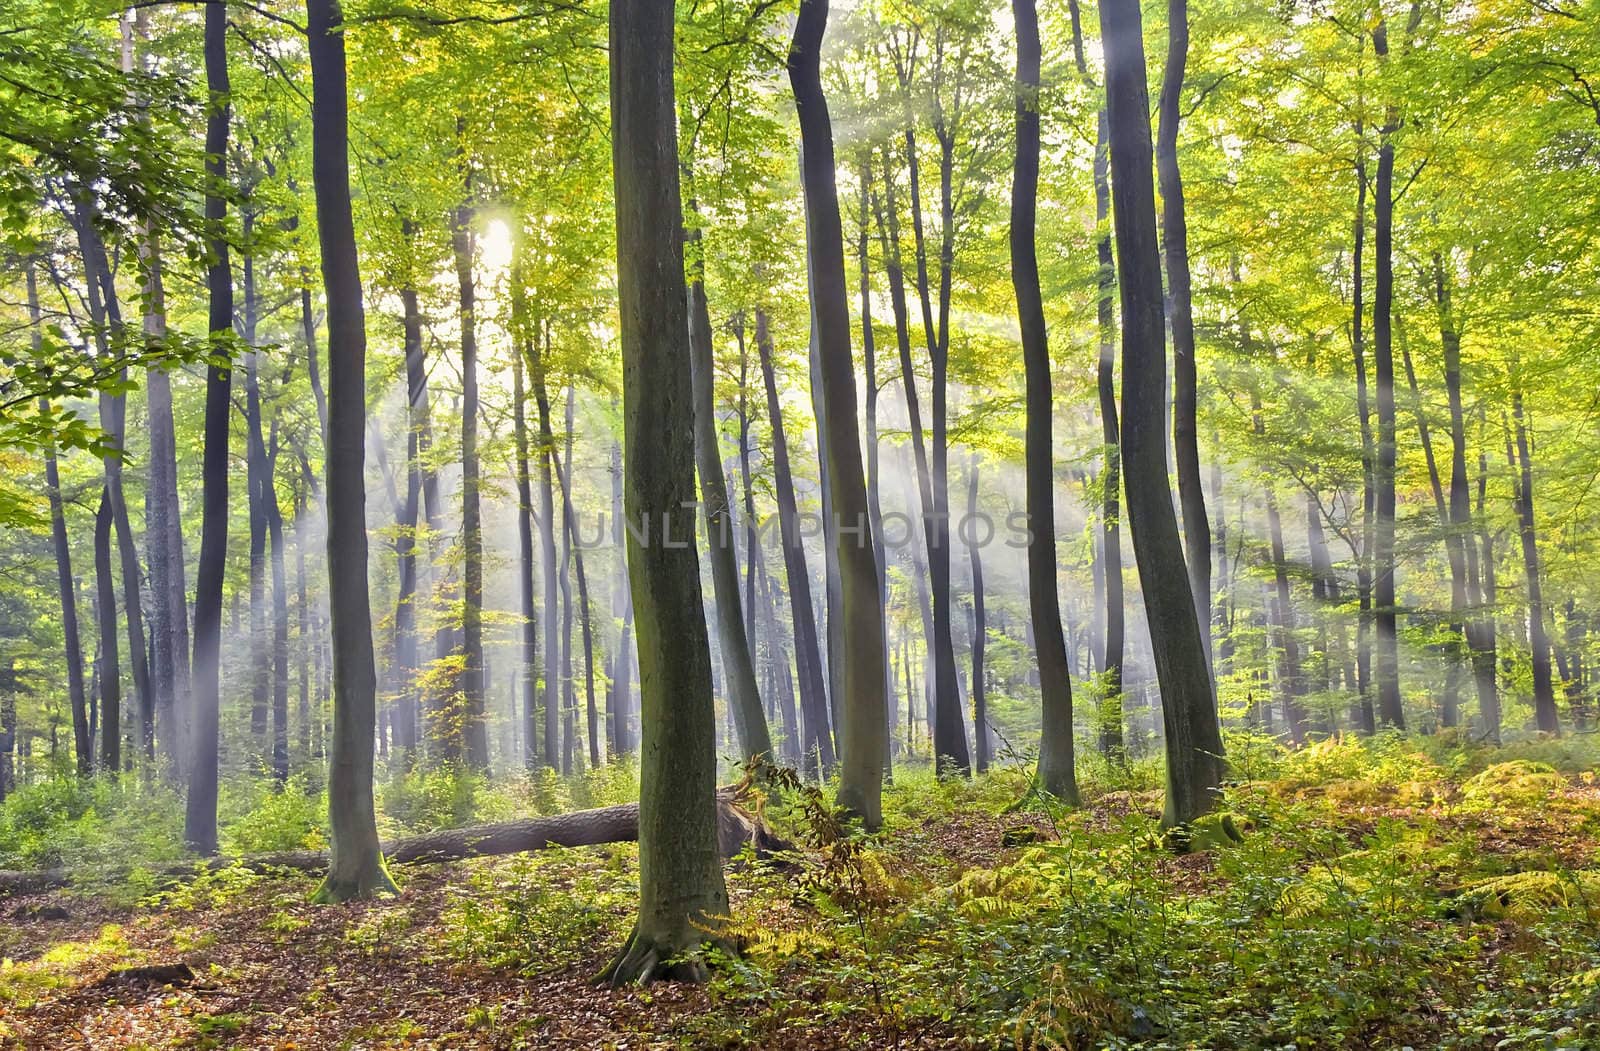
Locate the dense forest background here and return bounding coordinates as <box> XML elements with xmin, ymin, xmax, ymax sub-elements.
<box><xmin>1</xmin><ymin>0</ymin><xmax>1599</xmax><ymax>1045</ymax></box>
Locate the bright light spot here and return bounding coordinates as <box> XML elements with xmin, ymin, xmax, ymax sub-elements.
<box><xmin>480</xmin><ymin>218</ymin><xmax>514</xmax><ymax>280</ymax></box>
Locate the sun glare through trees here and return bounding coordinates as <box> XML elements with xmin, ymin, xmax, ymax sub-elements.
<box><xmin>1</xmin><ymin>0</ymin><xmax>1599</xmax><ymax>1046</ymax></box>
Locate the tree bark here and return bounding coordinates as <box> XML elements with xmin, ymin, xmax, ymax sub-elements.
<box><xmin>789</xmin><ymin>0</ymin><xmax>889</xmax><ymax>822</ymax></box>
<box><xmin>602</xmin><ymin>0</ymin><xmax>730</xmax><ymax>979</ymax></box>
<box><xmin>757</xmin><ymin>315</ymin><xmax>835</xmax><ymax>776</ymax></box>
<box><xmin>1511</xmin><ymin>394</ymin><xmax>1559</xmax><ymax>733</ymax></box>
<box><xmin>1015</xmin><ymin>0</ymin><xmax>1078</xmax><ymax>800</ymax></box>
<box><xmin>685</xmin><ymin>218</ymin><xmax>771</xmax><ymax>761</ymax></box>
<box><xmin>1157</xmin><ymin>0</ymin><xmax>1211</xmax><ymax>665</ymax></box>
<box><xmin>306</xmin><ymin>0</ymin><xmax>396</xmax><ymax>901</ymax></box>
<box><xmin>1371</xmin><ymin>21</ymin><xmax>1404</xmax><ymax>730</ymax></box>
<box><xmin>185</xmin><ymin>2</ymin><xmax>231</xmax><ymax>854</ymax></box>
<box><xmin>967</xmin><ymin>455</ymin><xmax>988</xmax><ymax>772</ymax></box>
<box><xmin>1100</xmin><ymin>0</ymin><xmax>1225</xmax><ymax>827</ymax></box>
<box><xmin>511</xmin><ymin>285</ymin><xmax>539</xmax><ymax>769</ymax></box>
<box><xmin>533</xmin><ymin>325</ymin><xmax>561</xmax><ymax>771</ymax></box>
<box><xmin>453</xmin><ymin>192</ymin><xmax>489</xmax><ymax>771</ymax></box>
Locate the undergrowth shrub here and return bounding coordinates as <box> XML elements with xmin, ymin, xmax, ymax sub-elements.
<box><xmin>221</xmin><ymin>776</ymin><xmax>326</xmax><ymax>855</ymax></box>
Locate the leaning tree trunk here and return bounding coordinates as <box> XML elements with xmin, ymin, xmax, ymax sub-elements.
<box><xmin>601</xmin><ymin>0</ymin><xmax>729</xmax><ymax>982</ymax></box>
<box><xmin>1100</xmin><ymin>0</ymin><xmax>1225</xmax><ymax>828</ymax></box>
<box><xmin>306</xmin><ymin>0</ymin><xmax>395</xmax><ymax>902</ymax></box>
<box><xmin>789</xmin><ymin>0</ymin><xmax>888</xmax><ymax>825</ymax></box>
<box><xmin>1157</xmin><ymin>0</ymin><xmax>1211</xmax><ymax>665</ymax></box>
<box><xmin>185</xmin><ymin>1</ymin><xmax>231</xmax><ymax>856</ymax></box>
<box><xmin>685</xmin><ymin>215</ymin><xmax>772</xmax><ymax>761</ymax></box>
<box><xmin>1014</xmin><ymin>0</ymin><xmax>1078</xmax><ymax>802</ymax></box>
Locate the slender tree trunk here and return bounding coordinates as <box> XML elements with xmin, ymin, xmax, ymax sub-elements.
<box><xmin>1100</xmin><ymin>0</ymin><xmax>1225</xmax><ymax>827</ymax></box>
<box><xmin>601</xmin><ymin>0</ymin><xmax>730</xmax><ymax>978</ymax></box>
<box><xmin>453</xmin><ymin>193</ymin><xmax>489</xmax><ymax>770</ymax></box>
<box><xmin>1511</xmin><ymin>394</ymin><xmax>1559</xmax><ymax>733</ymax></box>
<box><xmin>390</xmin><ymin>278</ymin><xmax>426</xmax><ymax>762</ymax></box>
<box><xmin>306</xmin><ymin>0</ymin><xmax>395</xmax><ymax>901</ymax></box>
<box><xmin>967</xmin><ymin>455</ymin><xmax>988</xmax><ymax>772</ymax></box>
<box><xmin>1371</xmin><ymin>22</ymin><xmax>1404</xmax><ymax>729</ymax></box>
<box><xmin>856</xmin><ymin>166</ymin><xmax>892</xmax><ymax>778</ymax></box>
<box><xmin>1436</xmin><ymin>258</ymin><xmax>1499</xmax><ymax>737</ymax></box>
<box><xmin>243</xmin><ymin>236</ymin><xmax>272</xmax><ymax>753</ymax></box>
<box><xmin>533</xmin><ymin>325</ymin><xmax>561</xmax><ymax>770</ymax></box>
<box><xmin>1015</xmin><ymin>0</ymin><xmax>1078</xmax><ymax>799</ymax></box>
<box><xmin>684</xmin><ymin>217</ymin><xmax>771</xmax><ymax>761</ymax></box>
<box><xmin>757</xmin><ymin>313</ymin><xmax>835</xmax><ymax>776</ymax></box>
<box><xmin>511</xmin><ymin>290</ymin><xmax>539</xmax><ymax>769</ymax></box>
<box><xmin>1254</xmin><ymin>395</ymin><xmax>1306</xmax><ymax>742</ymax></box>
<box><xmin>1350</xmin><ymin>137</ymin><xmax>1378</xmax><ymax>735</ymax></box>
<box><xmin>554</xmin><ymin>388</ymin><xmax>602</xmax><ymax>769</ymax></box>
<box><xmin>1157</xmin><ymin>0</ymin><xmax>1211</xmax><ymax>663</ymax></box>
<box><xmin>185</xmin><ymin>3</ymin><xmax>231</xmax><ymax>854</ymax></box>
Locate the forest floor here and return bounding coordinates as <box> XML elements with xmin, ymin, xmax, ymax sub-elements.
<box><xmin>2</xmin><ymin>734</ymin><xmax>1600</xmax><ymax>1049</ymax></box>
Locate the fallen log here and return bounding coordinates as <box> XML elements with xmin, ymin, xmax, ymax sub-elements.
<box><xmin>0</xmin><ymin>790</ymin><xmax>792</xmax><ymax>899</ymax></box>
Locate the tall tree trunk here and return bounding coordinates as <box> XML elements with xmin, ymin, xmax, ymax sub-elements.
<box><xmin>1511</xmin><ymin>394</ymin><xmax>1559</xmax><ymax>733</ymax></box>
<box><xmin>856</xmin><ymin>167</ymin><xmax>892</xmax><ymax>778</ymax></box>
<box><xmin>1254</xmin><ymin>394</ymin><xmax>1306</xmax><ymax>742</ymax></box>
<box><xmin>1349</xmin><ymin>134</ymin><xmax>1377</xmax><ymax>735</ymax></box>
<box><xmin>610</xmin><ymin>436</ymin><xmax>634</xmax><ymax>756</ymax></box>
<box><xmin>601</xmin><ymin>0</ymin><xmax>729</xmax><ymax>979</ymax></box>
<box><xmin>267</xmin><ymin>418</ymin><xmax>291</xmax><ymax>783</ymax></box>
<box><xmin>1371</xmin><ymin>22</ymin><xmax>1404</xmax><ymax>729</ymax></box>
<box><xmin>788</xmin><ymin>0</ymin><xmax>889</xmax><ymax>821</ymax></box>
<box><xmin>142</xmin><ymin>282</ymin><xmax>188</xmax><ymax>773</ymax></box>
<box><xmin>31</xmin><ymin>263</ymin><xmax>91</xmax><ymax>777</ymax></box>
<box><xmin>1436</xmin><ymin>258</ymin><xmax>1499</xmax><ymax>737</ymax></box>
<box><xmin>306</xmin><ymin>0</ymin><xmax>396</xmax><ymax>902</ymax></box>
<box><xmin>186</xmin><ymin>2</ymin><xmax>231</xmax><ymax>854</ymax></box>
<box><xmin>511</xmin><ymin>289</ymin><xmax>539</xmax><ymax>769</ymax></box>
<box><xmin>453</xmin><ymin>194</ymin><xmax>489</xmax><ymax>771</ymax></box>
<box><xmin>390</xmin><ymin>277</ymin><xmax>426</xmax><ymax>762</ymax></box>
<box><xmin>685</xmin><ymin>217</ymin><xmax>771</xmax><ymax>761</ymax></box>
<box><xmin>1015</xmin><ymin>0</ymin><xmax>1078</xmax><ymax>800</ymax></box>
<box><xmin>554</xmin><ymin>388</ymin><xmax>602</xmax><ymax>769</ymax></box>
<box><xmin>533</xmin><ymin>324</ymin><xmax>561</xmax><ymax>770</ymax></box>
<box><xmin>757</xmin><ymin>313</ymin><xmax>835</xmax><ymax>777</ymax></box>
<box><xmin>1100</xmin><ymin>0</ymin><xmax>1225</xmax><ymax>827</ymax></box>
<box><xmin>967</xmin><ymin>455</ymin><xmax>988</xmax><ymax>772</ymax></box>
<box><xmin>1157</xmin><ymin>0</ymin><xmax>1211</xmax><ymax>663</ymax></box>
<box><xmin>243</xmin><ymin>234</ymin><xmax>272</xmax><ymax>753</ymax></box>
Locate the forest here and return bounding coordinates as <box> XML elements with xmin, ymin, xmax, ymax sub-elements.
<box><xmin>1</xmin><ymin>0</ymin><xmax>1598</xmax><ymax>1046</ymax></box>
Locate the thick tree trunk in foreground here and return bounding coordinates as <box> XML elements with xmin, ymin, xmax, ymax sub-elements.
<box><xmin>185</xmin><ymin>2</ymin><xmax>231</xmax><ymax>855</ymax></box>
<box><xmin>602</xmin><ymin>0</ymin><xmax>729</xmax><ymax>982</ymax></box>
<box><xmin>1157</xmin><ymin>0</ymin><xmax>1211</xmax><ymax>664</ymax></box>
<box><xmin>1014</xmin><ymin>0</ymin><xmax>1077</xmax><ymax>801</ymax></box>
<box><xmin>790</xmin><ymin>0</ymin><xmax>888</xmax><ymax>826</ymax></box>
<box><xmin>855</xmin><ymin>173</ymin><xmax>892</xmax><ymax>777</ymax></box>
<box><xmin>1100</xmin><ymin>0</ymin><xmax>1225</xmax><ymax>827</ymax></box>
<box><xmin>306</xmin><ymin>0</ymin><xmax>395</xmax><ymax>902</ymax></box>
